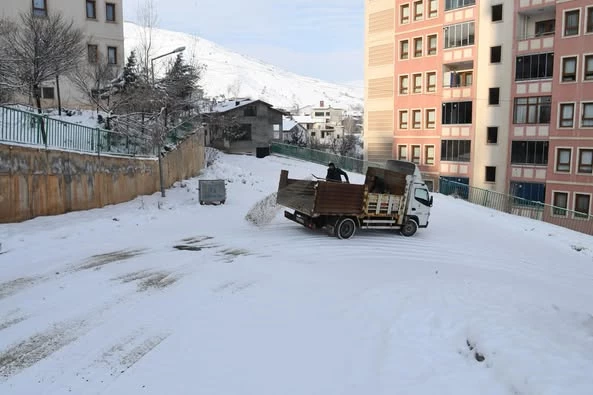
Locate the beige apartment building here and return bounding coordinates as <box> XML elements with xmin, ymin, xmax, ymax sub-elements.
<box><xmin>365</xmin><ymin>0</ymin><xmax>593</xmax><ymax>223</ymax></box>
<box><xmin>0</xmin><ymin>0</ymin><xmax>124</xmax><ymax>108</ymax></box>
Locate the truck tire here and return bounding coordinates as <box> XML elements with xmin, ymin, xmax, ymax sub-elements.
<box><xmin>401</xmin><ymin>219</ymin><xmax>418</xmax><ymax>237</ymax></box>
<box><xmin>336</xmin><ymin>217</ymin><xmax>356</xmax><ymax>239</ymax></box>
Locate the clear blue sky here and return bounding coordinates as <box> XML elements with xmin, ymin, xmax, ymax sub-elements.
<box><xmin>123</xmin><ymin>0</ymin><xmax>364</xmax><ymax>84</ymax></box>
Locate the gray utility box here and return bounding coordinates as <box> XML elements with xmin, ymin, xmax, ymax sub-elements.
<box><xmin>199</xmin><ymin>179</ymin><xmax>226</xmax><ymax>205</ymax></box>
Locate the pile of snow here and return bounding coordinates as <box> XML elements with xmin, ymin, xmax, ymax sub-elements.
<box><xmin>0</xmin><ymin>152</ymin><xmax>592</xmax><ymax>394</ymax></box>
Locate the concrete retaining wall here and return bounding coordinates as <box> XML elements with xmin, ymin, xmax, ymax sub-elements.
<box><xmin>0</xmin><ymin>133</ymin><xmax>205</xmax><ymax>223</ymax></box>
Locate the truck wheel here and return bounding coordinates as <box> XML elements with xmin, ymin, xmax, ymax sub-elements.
<box><xmin>401</xmin><ymin>219</ymin><xmax>418</xmax><ymax>237</ymax></box>
<box><xmin>336</xmin><ymin>217</ymin><xmax>356</xmax><ymax>239</ymax></box>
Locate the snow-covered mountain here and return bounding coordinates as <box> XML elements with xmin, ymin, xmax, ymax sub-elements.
<box><xmin>124</xmin><ymin>22</ymin><xmax>364</xmax><ymax>111</ymax></box>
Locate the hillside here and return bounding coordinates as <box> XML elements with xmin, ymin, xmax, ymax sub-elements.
<box><xmin>124</xmin><ymin>22</ymin><xmax>364</xmax><ymax>111</ymax></box>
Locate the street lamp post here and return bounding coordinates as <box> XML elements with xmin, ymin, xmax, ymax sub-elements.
<box><xmin>150</xmin><ymin>46</ymin><xmax>185</xmax><ymax>198</ymax></box>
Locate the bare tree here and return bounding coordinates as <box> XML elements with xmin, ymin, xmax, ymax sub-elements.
<box><xmin>0</xmin><ymin>11</ymin><xmax>85</xmax><ymax>141</ymax></box>
<box><xmin>136</xmin><ymin>0</ymin><xmax>159</xmax><ymax>82</ymax></box>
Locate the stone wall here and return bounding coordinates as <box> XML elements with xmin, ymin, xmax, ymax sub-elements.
<box><xmin>0</xmin><ymin>133</ymin><xmax>205</xmax><ymax>223</ymax></box>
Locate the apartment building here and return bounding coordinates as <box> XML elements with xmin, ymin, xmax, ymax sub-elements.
<box><xmin>364</xmin><ymin>0</ymin><xmax>593</xmax><ymax>220</ymax></box>
<box><xmin>0</xmin><ymin>0</ymin><xmax>124</xmax><ymax>108</ymax></box>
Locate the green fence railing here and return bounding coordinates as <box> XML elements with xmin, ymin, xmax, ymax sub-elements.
<box><xmin>439</xmin><ymin>178</ymin><xmax>593</xmax><ymax>236</ymax></box>
<box><xmin>0</xmin><ymin>105</ymin><xmax>156</xmax><ymax>156</ymax></box>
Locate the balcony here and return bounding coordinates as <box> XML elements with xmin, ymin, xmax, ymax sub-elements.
<box><xmin>516</xmin><ymin>6</ymin><xmax>556</xmax><ymax>52</ymax></box>
<box><xmin>442</xmin><ymin>62</ymin><xmax>473</xmax><ymax>100</ymax></box>
<box><xmin>518</xmin><ymin>0</ymin><xmax>556</xmax><ymax>11</ymax></box>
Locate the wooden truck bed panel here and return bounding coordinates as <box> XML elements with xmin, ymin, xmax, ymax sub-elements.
<box><xmin>276</xmin><ymin>178</ymin><xmax>317</xmax><ymax>216</ymax></box>
<box><xmin>365</xmin><ymin>193</ymin><xmax>402</xmax><ymax>216</ymax></box>
<box><xmin>314</xmin><ymin>182</ymin><xmax>366</xmax><ymax>215</ymax></box>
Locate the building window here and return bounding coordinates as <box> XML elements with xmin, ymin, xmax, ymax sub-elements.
<box><xmin>490</xmin><ymin>46</ymin><xmax>501</xmax><ymax>63</ymax></box>
<box><xmin>444</xmin><ymin>0</ymin><xmax>475</xmax><ymax>11</ymax></box>
<box><xmin>561</xmin><ymin>56</ymin><xmax>577</xmax><ymax>82</ymax></box>
<box><xmin>32</xmin><ymin>0</ymin><xmax>47</xmax><ymax>16</ymax></box>
<box><xmin>424</xmin><ymin>145</ymin><xmax>435</xmax><ymax>165</ymax></box>
<box><xmin>584</xmin><ymin>55</ymin><xmax>593</xmax><ymax>81</ymax></box>
<box><xmin>426</xmin><ymin>72</ymin><xmax>436</xmax><ymax>92</ymax></box>
<box><xmin>488</xmin><ymin>88</ymin><xmax>500</xmax><ymax>105</ymax></box>
<box><xmin>427</xmin><ymin>34</ymin><xmax>437</xmax><ymax>55</ymax></box>
<box><xmin>87</xmin><ymin>44</ymin><xmax>98</xmax><ymax>63</ymax></box>
<box><xmin>441</xmin><ymin>140</ymin><xmax>471</xmax><ymax>162</ymax></box>
<box><xmin>485</xmin><ymin>166</ymin><xmax>496</xmax><ymax>182</ymax></box>
<box><xmin>513</xmin><ymin>96</ymin><xmax>551</xmax><ymax>124</ymax></box>
<box><xmin>574</xmin><ymin>194</ymin><xmax>591</xmax><ymax>218</ymax></box>
<box><xmin>243</xmin><ymin>106</ymin><xmax>257</xmax><ymax>116</ymax></box>
<box><xmin>448</xmin><ymin>70</ymin><xmax>472</xmax><ymax>87</ymax></box>
<box><xmin>414</xmin><ymin>37</ymin><xmax>423</xmax><ymax>57</ymax></box>
<box><xmin>41</xmin><ymin>87</ymin><xmax>54</xmax><ymax>99</ymax></box>
<box><xmin>515</xmin><ymin>53</ymin><xmax>554</xmax><ymax>81</ymax></box>
<box><xmin>444</xmin><ymin>21</ymin><xmax>475</xmax><ymax>48</ymax></box>
<box><xmin>552</xmin><ymin>192</ymin><xmax>568</xmax><ymax>216</ymax></box>
<box><xmin>412</xmin><ymin>110</ymin><xmax>422</xmax><ymax>129</ymax></box>
<box><xmin>559</xmin><ymin>103</ymin><xmax>574</xmax><ymax>128</ymax></box>
<box><xmin>491</xmin><ymin>4</ymin><xmax>502</xmax><ymax>22</ymax></box>
<box><xmin>398</xmin><ymin>145</ymin><xmax>408</xmax><ymax>160</ymax></box>
<box><xmin>578</xmin><ymin>149</ymin><xmax>593</xmax><ymax>173</ymax></box>
<box><xmin>583</xmin><ymin>103</ymin><xmax>593</xmax><ymax>127</ymax></box>
<box><xmin>107</xmin><ymin>46</ymin><xmax>117</xmax><ymax>64</ymax></box>
<box><xmin>400</xmin><ymin>40</ymin><xmax>409</xmax><ymax>60</ymax></box>
<box><xmin>399</xmin><ymin>75</ymin><xmax>409</xmax><ymax>94</ymax></box>
<box><xmin>425</xmin><ymin>109</ymin><xmax>436</xmax><ymax>128</ymax></box>
<box><xmin>511</xmin><ymin>141</ymin><xmax>549</xmax><ymax>165</ymax></box>
<box><xmin>106</xmin><ymin>3</ymin><xmax>116</xmax><ymax>22</ymax></box>
<box><xmin>411</xmin><ymin>145</ymin><xmax>421</xmax><ymax>164</ymax></box>
<box><xmin>487</xmin><ymin>127</ymin><xmax>498</xmax><ymax>144</ymax></box>
<box><xmin>400</xmin><ymin>4</ymin><xmax>410</xmax><ymax>24</ymax></box>
<box><xmin>428</xmin><ymin>0</ymin><xmax>438</xmax><ymax>18</ymax></box>
<box><xmin>399</xmin><ymin>110</ymin><xmax>409</xmax><ymax>129</ymax></box>
<box><xmin>535</xmin><ymin>19</ymin><xmax>555</xmax><ymax>37</ymax></box>
<box><xmin>412</xmin><ymin>73</ymin><xmax>422</xmax><ymax>93</ymax></box>
<box><xmin>442</xmin><ymin>101</ymin><xmax>472</xmax><ymax>124</ymax></box>
<box><xmin>414</xmin><ymin>1</ymin><xmax>423</xmax><ymax>21</ymax></box>
<box><xmin>556</xmin><ymin>148</ymin><xmax>571</xmax><ymax>172</ymax></box>
<box><xmin>564</xmin><ymin>9</ymin><xmax>580</xmax><ymax>36</ymax></box>
<box><xmin>587</xmin><ymin>7</ymin><xmax>593</xmax><ymax>33</ymax></box>
<box><xmin>86</xmin><ymin>1</ymin><xmax>96</xmax><ymax>19</ymax></box>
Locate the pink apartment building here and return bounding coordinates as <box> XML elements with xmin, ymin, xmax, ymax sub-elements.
<box><xmin>364</xmin><ymin>0</ymin><xmax>593</xmax><ymax>223</ymax></box>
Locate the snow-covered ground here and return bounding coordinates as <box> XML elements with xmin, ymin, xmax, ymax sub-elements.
<box><xmin>0</xmin><ymin>152</ymin><xmax>592</xmax><ymax>395</ymax></box>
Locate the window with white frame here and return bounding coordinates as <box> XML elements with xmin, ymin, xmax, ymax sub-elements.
<box><xmin>414</xmin><ymin>37</ymin><xmax>423</xmax><ymax>57</ymax></box>
<box><xmin>398</xmin><ymin>145</ymin><xmax>408</xmax><ymax>160</ymax></box>
<box><xmin>412</xmin><ymin>73</ymin><xmax>422</xmax><ymax>93</ymax></box>
<box><xmin>399</xmin><ymin>75</ymin><xmax>409</xmax><ymax>94</ymax></box>
<box><xmin>561</xmin><ymin>56</ymin><xmax>577</xmax><ymax>82</ymax></box>
<box><xmin>399</xmin><ymin>110</ymin><xmax>409</xmax><ymax>129</ymax></box>
<box><xmin>587</xmin><ymin>7</ymin><xmax>593</xmax><ymax>33</ymax></box>
<box><xmin>574</xmin><ymin>194</ymin><xmax>591</xmax><ymax>218</ymax></box>
<box><xmin>411</xmin><ymin>145</ymin><xmax>421</xmax><ymax>163</ymax></box>
<box><xmin>412</xmin><ymin>110</ymin><xmax>422</xmax><ymax>129</ymax></box>
<box><xmin>414</xmin><ymin>1</ymin><xmax>424</xmax><ymax>21</ymax></box>
<box><xmin>400</xmin><ymin>40</ymin><xmax>409</xmax><ymax>59</ymax></box>
<box><xmin>424</xmin><ymin>145</ymin><xmax>435</xmax><ymax>165</ymax></box>
<box><xmin>426</xmin><ymin>72</ymin><xmax>436</xmax><ymax>92</ymax></box>
<box><xmin>428</xmin><ymin>0</ymin><xmax>438</xmax><ymax>18</ymax></box>
<box><xmin>583</xmin><ymin>103</ymin><xmax>593</xmax><ymax>127</ymax></box>
<box><xmin>585</xmin><ymin>55</ymin><xmax>593</xmax><ymax>81</ymax></box>
<box><xmin>564</xmin><ymin>9</ymin><xmax>580</xmax><ymax>36</ymax></box>
<box><xmin>400</xmin><ymin>4</ymin><xmax>410</xmax><ymax>24</ymax></box>
<box><xmin>552</xmin><ymin>192</ymin><xmax>568</xmax><ymax>216</ymax></box>
<box><xmin>559</xmin><ymin>103</ymin><xmax>574</xmax><ymax>128</ymax></box>
<box><xmin>445</xmin><ymin>0</ymin><xmax>475</xmax><ymax>11</ymax></box>
<box><xmin>427</xmin><ymin>34</ymin><xmax>437</xmax><ymax>55</ymax></box>
<box><xmin>556</xmin><ymin>148</ymin><xmax>571</xmax><ymax>172</ymax></box>
<box><xmin>425</xmin><ymin>109</ymin><xmax>436</xmax><ymax>128</ymax></box>
<box><xmin>444</xmin><ymin>21</ymin><xmax>475</xmax><ymax>48</ymax></box>
<box><xmin>578</xmin><ymin>149</ymin><xmax>593</xmax><ymax>173</ymax></box>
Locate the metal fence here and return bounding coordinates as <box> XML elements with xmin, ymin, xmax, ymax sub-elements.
<box><xmin>439</xmin><ymin>178</ymin><xmax>593</xmax><ymax>236</ymax></box>
<box><xmin>0</xmin><ymin>105</ymin><xmax>156</xmax><ymax>156</ymax></box>
<box><xmin>271</xmin><ymin>142</ymin><xmax>593</xmax><ymax>236</ymax></box>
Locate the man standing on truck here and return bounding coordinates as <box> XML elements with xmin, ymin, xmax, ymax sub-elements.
<box><xmin>326</xmin><ymin>162</ymin><xmax>349</xmax><ymax>183</ymax></box>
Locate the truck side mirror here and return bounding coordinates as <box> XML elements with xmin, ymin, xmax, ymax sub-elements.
<box><xmin>429</xmin><ymin>196</ymin><xmax>433</xmax><ymax>207</ymax></box>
